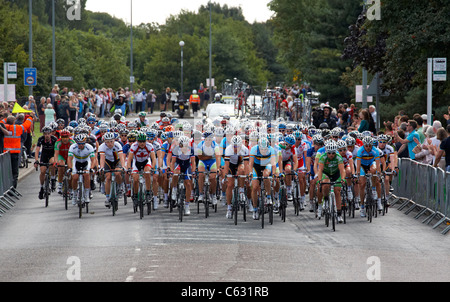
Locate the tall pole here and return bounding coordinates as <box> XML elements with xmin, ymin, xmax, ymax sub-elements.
<box><xmin>180</xmin><ymin>41</ymin><xmax>185</xmax><ymax>101</ymax></box>
<box><xmin>52</xmin><ymin>0</ymin><xmax>56</xmax><ymax>88</ymax></box>
<box><xmin>427</xmin><ymin>58</ymin><xmax>433</xmax><ymax>124</ymax></box>
<box><xmin>208</xmin><ymin>1</ymin><xmax>212</xmax><ymax>101</ymax></box>
<box><xmin>362</xmin><ymin>0</ymin><xmax>368</xmax><ymax>109</ymax></box>
<box><xmin>130</xmin><ymin>0</ymin><xmax>134</xmax><ymax>92</ymax></box>
<box><xmin>29</xmin><ymin>0</ymin><xmax>33</xmax><ymax>96</ymax></box>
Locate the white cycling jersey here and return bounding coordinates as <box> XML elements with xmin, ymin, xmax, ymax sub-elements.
<box><xmin>98</xmin><ymin>141</ymin><xmax>123</xmax><ymax>162</ymax></box>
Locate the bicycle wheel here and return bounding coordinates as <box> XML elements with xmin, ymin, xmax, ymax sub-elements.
<box><xmin>44</xmin><ymin>173</ymin><xmax>50</xmax><ymax>208</ymax></box>
<box><xmin>324</xmin><ymin>198</ymin><xmax>330</xmax><ymax>227</ymax></box>
<box><xmin>204</xmin><ymin>184</ymin><xmax>210</xmax><ymax>218</ymax></box>
<box><xmin>178</xmin><ymin>187</ymin><xmax>185</xmax><ymax>222</ymax></box>
<box><xmin>259</xmin><ymin>195</ymin><xmax>265</xmax><ymax>229</ymax></box>
<box><xmin>330</xmin><ymin>193</ymin><xmax>336</xmax><ymax>232</ymax></box>
<box><xmin>241</xmin><ymin>193</ymin><xmax>246</xmax><ymax>222</ymax></box>
<box><xmin>233</xmin><ymin>187</ymin><xmax>239</xmax><ymax>225</ymax></box>
<box><xmin>147</xmin><ymin>192</ymin><xmax>152</xmax><ymax>216</ymax></box>
<box><xmin>63</xmin><ymin>177</ymin><xmax>69</xmax><ymax>210</ymax></box>
<box><xmin>111</xmin><ymin>181</ymin><xmax>117</xmax><ymax>216</ymax></box>
<box><xmin>78</xmin><ymin>188</ymin><xmax>83</xmax><ymax>219</ymax></box>
<box><xmin>138</xmin><ymin>184</ymin><xmax>144</xmax><ymax>219</ymax></box>
<box><xmin>279</xmin><ymin>186</ymin><xmax>287</xmax><ymax>222</ymax></box>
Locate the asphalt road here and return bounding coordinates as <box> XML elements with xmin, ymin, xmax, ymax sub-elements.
<box><xmin>0</xmin><ymin>111</ymin><xmax>449</xmax><ymax>283</ymax></box>
<box><xmin>0</xmin><ymin>165</ymin><xmax>449</xmax><ymax>283</ymax></box>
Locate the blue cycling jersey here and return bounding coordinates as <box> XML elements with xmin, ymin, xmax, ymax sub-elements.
<box><xmin>250</xmin><ymin>145</ymin><xmax>276</xmax><ymax>166</ymax></box>
<box><xmin>356</xmin><ymin>145</ymin><xmax>380</xmax><ymax>166</ymax></box>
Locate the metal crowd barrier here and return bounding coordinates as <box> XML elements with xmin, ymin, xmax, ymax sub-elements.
<box><xmin>390</xmin><ymin>158</ymin><xmax>450</xmax><ymax>235</ymax></box>
<box><xmin>0</xmin><ymin>152</ymin><xmax>22</xmax><ymax>217</ymax></box>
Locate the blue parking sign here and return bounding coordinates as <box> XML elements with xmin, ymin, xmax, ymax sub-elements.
<box><xmin>24</xmin><ymin>68</ymin><xmax>37</xmax><ymax>86</ymax></box>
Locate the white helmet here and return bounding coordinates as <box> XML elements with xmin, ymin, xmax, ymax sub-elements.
<box><xmin>103</xmin><ymin>132</ymin><xmax>115</xmax><ymax>141</ymax></box>
<box><xmin>231</xmin><ymin>135</ymin><xmax>243</xmax><ymax>146</ymax></box>
<box><xmin>325</xmin><ymin>141</ymin><xmax>338</xmax><ymax>153</ymax></box>
<box><xmin>192</xmin><ymin>90</ymin><xmax>197</xmax><ymax>94</ymax></box>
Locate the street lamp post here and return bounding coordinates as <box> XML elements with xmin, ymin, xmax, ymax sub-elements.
<box><xmin>179</xmin><ymin>41</ymin><xmax>185</xmax><ymax>101</ymax></box>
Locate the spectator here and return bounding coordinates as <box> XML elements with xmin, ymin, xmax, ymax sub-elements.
<box><xmin>25</xmin><ymin>96</ymin><xmax>37</xmax><ymax>115</ymax></box>
<box><xmin>2</xmin><ymin>112</ymin><xmax>34</xmax><ymax>188</ymax></box>
<box><xmin>147</xmin><ymin>89</ymin><xmax>156</xmax><ymax>114</ymax></box>
<box><xmin>358</xmin><ymin>109</ymin><xmax>371</xmax><ymax>132</ymax></box>
<box><xmin>198</xmin><ymin>83</ymin><xmax>205</xmax><ymax>107</ymax></box>
<box><xmin>369</xmin><ymin>105</ymin><xmax>377</xmax><ymax>128</ymax></box>
<box><xmin>170</xmin><ymin>89</ymin><xmax>179</xmax><ymax>112</ymax></box>
<box><xmin>394</xmin><ymin>120</ymin><xmax>420</xmax><ymax>160</ymax></box>
<box><xmin>433</xmin><ymin>125</ymin><xmax>450</xmax><ymax>171</ymax></box>
<box><xmin>37</xmin><ymin>97</ymin><xmax>46</xmax><ymax>131</ymax></box>
<box><xmin>413</xmin><ymin>114</ymin><xmax>425</xmax><ymax>143</ymax></box>
<box><xmin>443</xmin><ymin>105</ymin><xmax>450</xmax><ymax>126</ymax></box>
<box><xmin>412</xmin><ymin>126</ymin><xmax>435</xmax><ymax>165</ymax></box>
<box><xmin>134</xmin><ymin>89</ymin><xmax>144</xmax><ymax>113</ymax></box>
<box><xmin>160</xmin><ymin>87</ymin><xmax>170</xmax><ymax>112</ymax></box>
<box><xmin>68</xmin><ymin>95</ymin><xmax>78</xmax><ymax>122</ymax></box>
<box><xmin>394</xmin><ymin>129</ymin><xmax>409</xmax><ymax>158</ymax></box>
<box><xmin>58</xmin><ymin>97</ymin><xmax>70</xmax><ymax>126</ymax></box>
<box><xmin>44</xmin><ymin>104</ymin><xmax>56</xmax><ymax>126</ymax></box>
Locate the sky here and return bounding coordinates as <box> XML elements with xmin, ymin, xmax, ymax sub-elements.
<box><xmin>85</xmin><ymin>0</ymin><xmax>274</xmax><ymax>25</ymax></box>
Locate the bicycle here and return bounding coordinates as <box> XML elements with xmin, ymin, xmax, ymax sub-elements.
<box><xmin>277</xmin><ymin>174</ymin><xmax>288</xmax><ymax>222</ymax></box>
<box><xmin>319</xmin><ymin>181</ymin><xmax>341</xmax><ymax>232</ymax></box>
<box><xmin>168</xmin><ymin>172</ymin><xmax>192</xmax><ymax>222</ymax></box>
<box><xmin>382</xmin><ymin>170</ymin><xmax>396</xmax><ymax>215</ymax></box>
<box><xmin>362</xmin><ymin>173</ymin><xmax>377</xmax><ymax>223</ymax></box>
<box><xmin>131</xmin><ymin>170</ymin><xmax>153</xmax><ymax>219</ymax></box>
<box><xmin>226</xmin><ymin>174</ymin><xmax>249</xmax><ymax>225</ymax></box>
<box><xmin>57</xmin><ymin>164</ymin><xmax>70</xmax><ymax>210</ymax></box>
<box><xmin>74</xmin><ymin>169</ymin><xmax>91</xmax><ymax>219</ymax></box>
<box><xmin>196</xmin><ymin>170</ymin><xmax>217</xmax><ymax>218</ymax></box>
<box><xmin>104</xmin><ymin>169</ymin><xmax>125</xmax><ymax>216</ymax></box>
<box><xmin>37</xmin><ymin>162</ymin><xmax>52</xmax><ymax>208</ymax></box>
<box><xmin>255</xmin><ymin>176</ymin><xmax>274</xmax><ymax>229</ymax></box>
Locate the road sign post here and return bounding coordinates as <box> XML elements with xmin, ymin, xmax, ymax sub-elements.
<box><xmin>24</xmin><ymin>68</ymin><xmax>37</xmax><ymax>87</ymax></box>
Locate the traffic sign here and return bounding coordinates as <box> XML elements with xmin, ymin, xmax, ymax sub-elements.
<box><xmin>433</xmin><ymin>58</ymin><xmax>447</xmax><ymax>81</ymax></box>
<box><xmin>24</xmin><ymin>68</ymin><xmax>37</xmax><ymax>86</ymax></box>
<box><xmin>56</xmin><ymin>76</ymin><xmax>73</xmax><ymax>82</ymax></box>
<box><xmin>7</xmin><ymin>63</ymin><xmax>17</xmax><ymax>79</ymax></box>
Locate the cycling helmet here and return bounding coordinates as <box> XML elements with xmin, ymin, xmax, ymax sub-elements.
<box><xmin>192</xmin><ymin>130</ymin><xmax>203</xmax><ymax>140</ymax></box>
<box><xmin>284</xmin><ymin>134</ymin><xmax>296</xmax><ymax>146</ymax></box>
<box><xmin>278</xmin><ymin>123</ymin><xmax>286</xmax><ymax>130</ymax></box>
<box><xmin>345</xmin><ymin>136</ymin><xmax>356</xmax><ymax>146</ymax></box>
<box><xmin>87</xmin><ymin>116</ymin><xmax>96</xmax><ymax>124</ymax></box>
<box><xmin>137</xmin><ymin>132</ymin><xmax>147</xmax><ymax>142</ymax></box>
<box><xmin>127</xmin><ymin>132</ymin><xmax>137</xmax><ymax>142</ymax></box>
<box><xmin>42</xmin><ymin>126</ymin><xmax>52</xmax><ymax>133</ymax></box>
<box><xmin>231</xmin><ymin>135</ymin><xmax>243</xmax><ymax>146</ymax></box>
<box><xmin>49</xmin><ymin>122</ymin><xmax>58</xmax><ymax>131</ymax></box>
<box><xmin>378</xmin><ymin>134</ymin><xmax>388</xmax><ymax>143</ymax></box>
<box><xmin>138</xmin><ymin>111</ymin><xmax>147</xmax><ymax>117</ymax></box>
<box><xmin>312</xmin><ymin>134</ymin><xmax>324</xmax><ymax>145</ymax></box>
<box><xmin>74</xmin><ymin>134</ymin><xmax>87</xmax><ymax>144</ymax></box>
<box><xmin>69</xmin><ymin>121</ymin><xmax>78</xmax><ymax>128</ymax></box>
<box><xmin>319</xmin><ymin>122</ymin><xmax>329</xmax><ymax>130</ymax></box>
<box><xmin>293</xmin><ymin>130</ymin><xmax>302</xmax><ymax>139</ymax></box>
<box><xmin>203</xmin><ymin>131</ymin><xmax>214</xmax><ymax>139</ymax></box>
<box><xmin>337</xmin><ymin>140</ymin><xmax>347</xmax><ymax>150</ymax></box>
<box><xmin>362</xmin><ymin>136</ymin><xmax>373</xmax><ymax>146</ymax></box>
<box><xmin>78</xmin><ymin>118</ymin><xmax>86</xmax><ymax>125</ymax></box>
<box><xmin>178</xmin><ymin>136</ymin><xmax>190</xmax><ymax>147</ymax></box>
<box><xmin>259</xmin><ymin>137</ymin><xmax>270</xmax><ymax>149</ymax></box>
<box><xmin>325</xmin><ymin>141</ymin><xmax>338</xmax><ymax>153</ymax></box>
<box><xmin>56</xmin><ymin>118</ymin><xmax>65</xmax><ymax>125</ymax></box>
<box><xmin>362</xmin><ymin>131</ymin><xmax>372</xmax><ymax>137</ymax></box>
<box><xmin>321</xmin><ymin>129</ymin><xmax>331</xmax><ymax>139</ymax></box>
<box><xmin>60</xmin><ymin>129</ymin><xmax>71</xmax><ymax>137</ymax></box>
<box><xmin>103</xmin><ymin>132</ymin><xmax>115</xmax><ymax>141</ymax></box>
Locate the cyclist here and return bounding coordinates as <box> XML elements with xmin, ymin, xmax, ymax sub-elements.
<box><xmin>98</xmin><ymin>132</ymin><xmax>125</xmax><ymax>208</ymax></box>
<box><xmin>68</xmin><ymin>134</ymin><xmax>96</xmax><ymax>204</ymax></box>
<box><xmin>127</xmin><ymin>132</ymin><xmax>156</xmax><ymax>207</ymax></box>
<box><xmin>137</xmin><ymin>111</ymin><xmax>149</xmax><ymax>128</ymax></box>
<box><xmin>305</xmin><ymin>134</ymin><xmax>324</xmax><ymax>212</ymax></box>
<box><xmin>197</xmin><ymin>130</ymin><xmax>221</xmax><ymax>206</ymax></box>
<box><xmin>168</xmin><ymin>135</ymin><xmax>195</xmax><ymax>215</ymax></box>
<box><xmin>249</xmin><ymin>137</ymin><xmax>278</xmax><ymax>220</ymax></box>
<box><xmin>377</xmin><ymin>134</ymin><xmax>397</xmax><ymax>201</ymax></box>
<box><xmin>147</xmin><ymin>129</ymin><xmax>163</xmax><ymax>210</ymax></box>
<box><xmin>54</xmin><ymin>129</ymin><xmax>76</xmax><ymax>195</ymax></box>
<box><xmin>160</xmin><ymin>131</ymin><xmax>175</xmax><ymax>207</ymax></box>
<box><xmin>34</xmin><ymin>126</ymin><xmax>58</xmax><ymax>199</ymax></box>
<box><xmin>279</xmin><ymin>134</ymin><xmax>299</xmax><ymax>204</ymax></box>
<box><xmin>293</xmin><ymin>130</ymin><xmax>308</xmax><ymax>209</ymax></box>
<box><xmin>223</xmin><ymin>135</ymin><xmax>249</xmax><ymax>219</ymax></box>
<box><xmin>317</xmin><ymin>141</ymin><xmax>346</xmax><ymax>223</ymax></box>
<box><xmin>355</xmin><ymin>136</ymin><xmax>382</xmax><ymax>217</ymax></box>
<box><xmin>337</xmin><ymin>139</ymin><xmax>355</xmax><ymax>200</ymax></box>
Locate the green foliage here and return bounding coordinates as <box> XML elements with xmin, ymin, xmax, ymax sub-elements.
<box><xmin>269</xmin><ymin>0</ymin><xmax>361</xmax><ymax>106</ymax></box>
<box><xmin>1</xmin><ymin>0</ymin><xmax>282</xmax><ymax>99</ymax></box>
